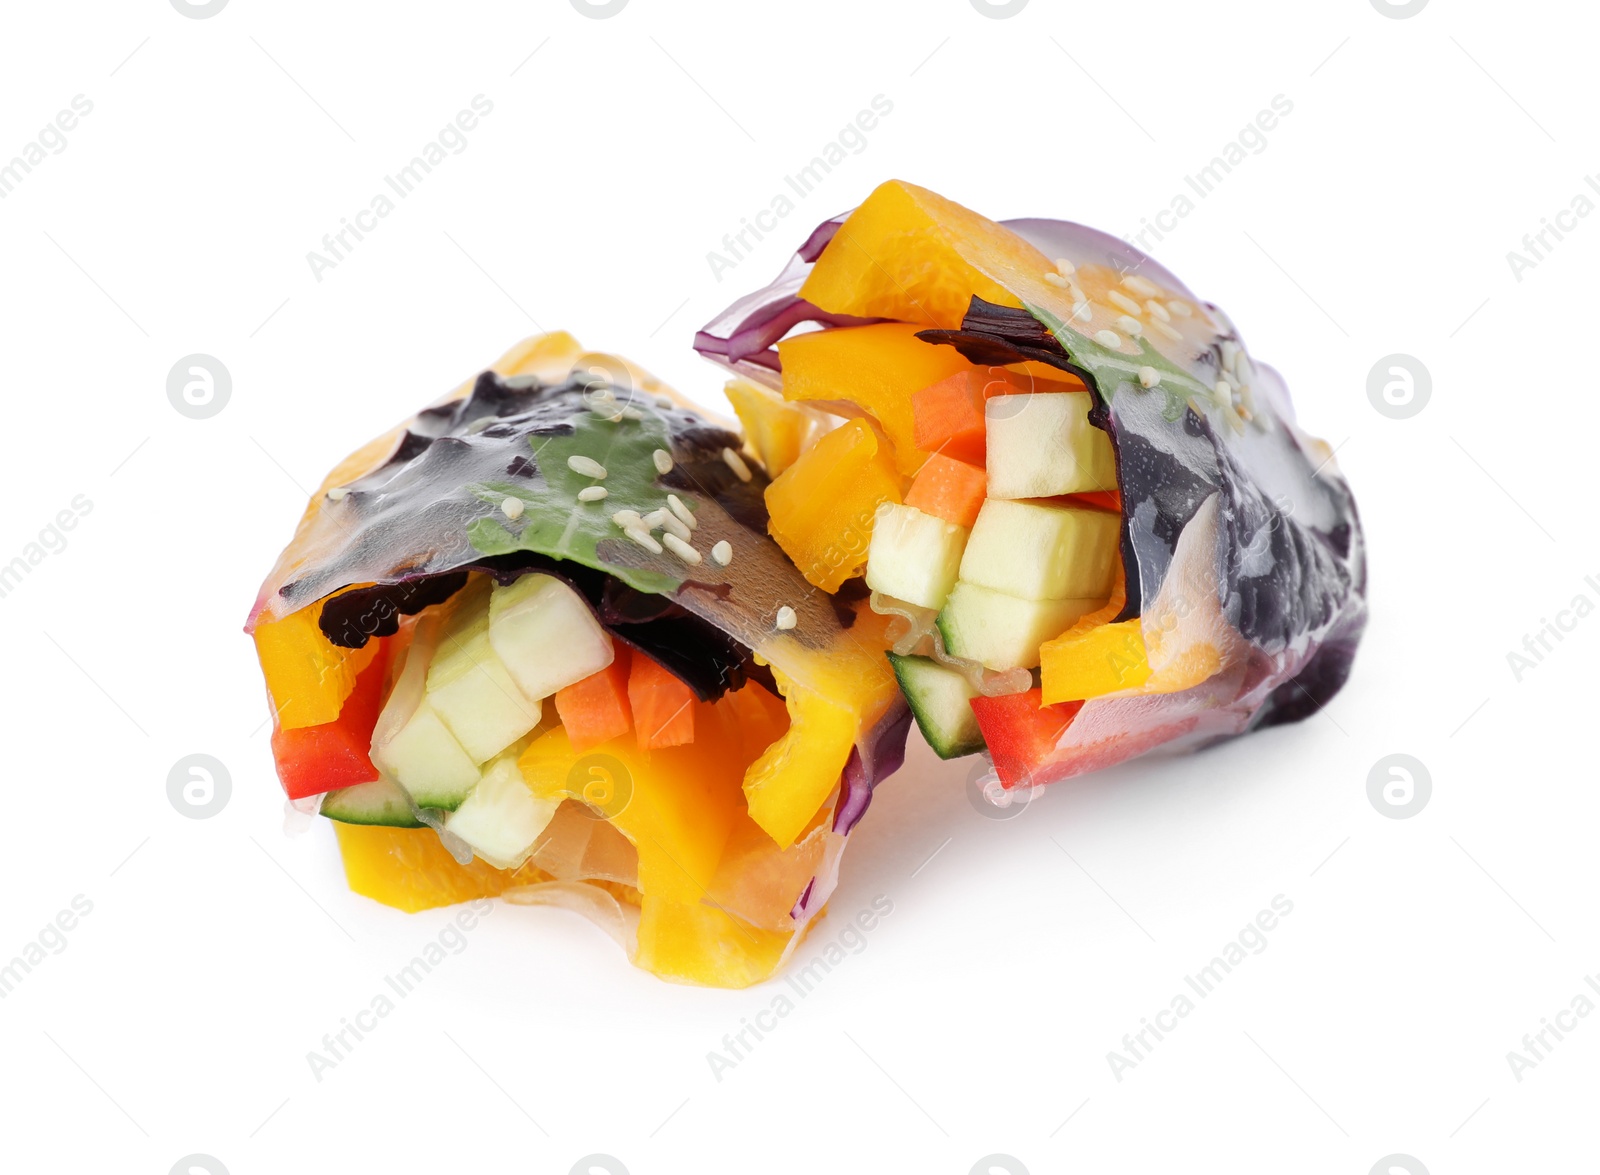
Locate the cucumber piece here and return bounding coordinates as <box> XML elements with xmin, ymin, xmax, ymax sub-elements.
<box><xmin>887</xmin><ymin>653</ymin><xmax>985</xmax><ymax>759</ymax></box>
<box><xmin>488</xmin><ymin>573</ymin><xmax>614</xmax><ymax>702</ymax></box>
<box><xmin>443</xmin><ymin>740</ymin><xmax>560</xmax><ymax>869</ymax></box>
<box><xmin>371</xmin><ymin>698</ymin><xmax>481</xmax><ymax>810</ymax></box>
<box><xmin>959</xmin><ymin>499</ymin><xmax>1119</xmax><ymax>601</ymax></box>
<box><xmin>937</xmin><ymin>581</ymin><xmax>1104</xmax><ymax>671</ymax></box>
<box><xmin>320</xmin><ymin>776</ymin><xmax>424</xmax><ymax>828</ymax></box>
<box><xmin>865</xmin><ymin>502</ymin><xmax>968</xmax><ymax>610</ymax></box>
<box><xmin>986</xmin><ymin>391</ymin><xmax>1116</xmax><ymax>498</ymax></box>
<box><xmin>427</xmin><ymin>579</ymin><xmax>543</xmax><ymax>763</ymax></box>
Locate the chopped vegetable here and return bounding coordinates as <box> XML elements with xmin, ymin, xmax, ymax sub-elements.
<box><xmin>937</xmin><ymin>582</ymin><xmax>1104</xmax><ymax>672</ymax></box>
<box><xmin>864</xmin><ymin>502</ymin><xmax>967</xmax><ymax>611</ymax></box>
<box><xmin>967</xmin><ymin>689</ymin><xmax>1085</xmax><ymax>790</ymax></box>
<box><xmin>799</xmin><ymin>180</ymin><xmax>1043</xmax><ymax>328</ymax></box>
<box><xmin>724</xmin><ymin>377</ymin><xmax>812</xmax><ymax>477</ymax></box>
<box><xmin>554</xmin><ymin>644</ymin><xmax>633</xmax><ymax>753</ymax></box>
<box><xmin>628</xmin><ymin>653</ymin><xmax>697</xmax><ymax>750</ymax></box>
<box><xmin>904</xmin><ymin>451</ymin><xmax>988</xmax><ymax>528</ymax></box>
<box><xmin>741</xmin><ymin>667</ymin><xmax>858</xmax><ymax>849</ymax></box>
<box><xmin>334</xmin><ymin>822</ymin><xmax>544</xmax><ymax>914</ymax></box>
<box><xmin>764</xmin><ymin>418</ymin><xmax>903</xmax><ymax>592</ymax></box>
<box><xmin>959</xmin><ymin>499</ymin><xmax>1119</xmax><ymax>602</ymax></box>
<box><xmin>253</xmin><ymin>599</ymin><xmax>379</xmax><ymax>731</ymax></box>
<box><xmin>1039</xmin><ymin>618</ymin><xmax>1152</xmax><ymax>703</ymax></box>
<box><xmin>777</xmin><ymin>323</ymin><xmax>977</xmax><ymax>475</ymax></box>
<box><xmin>887</xmin><ymin>653</ymin><xmax>985</xmax><ymax>759</ymax></box>
<box><xmin>985</xmin><ymin>391</ymin><xmax>1117</xmax><ymax>499</ymax></box>
<box><xmin>269</xmin><ymin>640</ymin><xmax>390</xmax><ymax>800</ymax></box>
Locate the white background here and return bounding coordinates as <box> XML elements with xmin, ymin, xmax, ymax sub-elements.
<box><xmin>0</xmin><ymin>1</ymin><xmax>1593</xmax><ymax>1172</ymax></box>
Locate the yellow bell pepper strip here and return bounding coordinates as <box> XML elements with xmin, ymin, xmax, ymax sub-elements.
<box><xmin>253</xmin><ymin>598</ymin><xmax>381</xmax><ymax>730</ymax></box>
<box><xmin>1039</xmin><ymin>619</ymin><xmax>1152</xmax><ymax>703</ymax></box>
<box><xmin>334</xmin><ymin>823</ymin><xmax>545</xmax><ymax>914</ymax></box>
<box><xmin>763</xmin><ymin>418</ymin><xmax>903</xmax><ymax>592</ymax></box>
<box><xmin>723</xmin><ymin>377</ymin><xmax>813</xmax><ymax>478</ymax></box>
<box><xmin>776</xmin><ymin>322</ymin><xmax>978</xmax><ymax>476</ymax></box>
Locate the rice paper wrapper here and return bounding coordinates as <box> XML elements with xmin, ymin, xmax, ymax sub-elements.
<box><xmin>697</xmin><ymin>201</ymin><xmax>1367</xmax><ymax>788</ymax></box>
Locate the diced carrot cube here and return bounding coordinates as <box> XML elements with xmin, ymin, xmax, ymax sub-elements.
<box><xmin>905</xmin><ymin>452</ymin><xmax>988</xmax><ymax>528</ymax></box>
<box><xmin>629</xmin><ymin>654</ymin><xmax>697</xmax><ymax>750</ymax></box>
<box><xmin>554</xmin><ymin>645</ymin><xmax>633</xmax><ymax>753</ymax></box>
<box><xmin>911</xmin><ymin>371</ymin><xmax>989</xmax><ymax>464</ymax></box>
<box><xmin>911</xmin><ymin>368</ymin><xmax>1087</xmax><ymax>464</ymax></box>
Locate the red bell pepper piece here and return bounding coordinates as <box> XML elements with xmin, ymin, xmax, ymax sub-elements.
<box><xmin>270</xmin><ymin>641</ymin><xmax>390</xmax><ymax>799</ymax></box>
<box><xmin>968</xmin><ymin>689</ymin><xmax>1084</xmax><ymax>789</ymax></box>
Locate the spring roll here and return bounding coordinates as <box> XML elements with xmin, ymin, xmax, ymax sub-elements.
<box><xmin>696</xmin><ymin>180</ymin><xmax>1366</xmax><ymax>790</ymax></box>
<box><xmin>246</xmin><ymin>333</ymin><xmax>907</xmax><ymax>987</ymax></box>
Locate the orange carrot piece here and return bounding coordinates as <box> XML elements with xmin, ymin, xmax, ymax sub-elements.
<box><xmin>905</xmin><ymin>452</ymin><xmax>988</xmax><ymax>528</ymax></box>
<box><xmin>911</xmin><ymin>371</ymin><xmax>988</xmax><ymax>464</ymax></box>
<box><xmin>554</xmin><ymin>645</ymin><xmax>633</xmax><ymax>753</ymax></box>
<box><xmin>629</xmin><ymin>654</ymin><xmax>697</xmax><ymax>750</ymax></box>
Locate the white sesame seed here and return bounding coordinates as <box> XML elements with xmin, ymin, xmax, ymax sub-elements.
<box><xmin>1054</xmin><ymin>257</ymin><xmax>1076</xmax><ymax>276</ymax></box>
<box><xmin>1043</xmin><ymin>271</ymin><xmax>1071</xmax><ymax>288</ymax></box>
<box><xmin>1214</xmin><ymin>380</ymin><xmax>1233</xmax><ymax>405</ymax></box>
<box><xmin>658</xmin><ymin>511</ymin><xmax>692</xmax><ymax>542</ymax></box>
<box><xmin>1116</xmin><ymin>315</ymin><xmax>1143</xmax><ymax>337</ymax></box>
<box><xmin>500</xmin><ymin>496</ymin><xmax>525</xmax><ymax>520</ymax></box>
<box><xmin>655</xmin><ymin>396</ymin><xmax>675</xmax><ymax>409</ymax></box>
<box><xmin>503</xmin><ymin>373</ymin><xmax>541</xmax><ymax>390</ymax></box>
<box><xmin>1093</xmin><ymin>329</ymin><xmax>1122</xmax><ymax>348</ymax></box>
<box><xmin>567</xmin><ymin>455</ymin><xmax>608</xmax><ymax>479</ymax></box>
<box><xmin>1107</xmin><ymin>290</ymin><xmax>1144</xmax><ymax>316</ymax></box>
<box><xmin>623</xmin><ymin>526</ymin><xmax>664</xmax><ymax>554</ymax></box>
<box><xmin>662</xmin><ymin>532</ymin><xmax>702</xmax><ymax>564</ymax></box>
<box><xmin>1121</xmin><ymin>274</ymin><xmax>1160</xmax><ymax>297</ymax></box>
<box><xmin>1166</xmin><ymin>300</ymin><xmax>1193</xmax><ymax>317</ymax></box>
<box><xmin>619</xmin><ymin>408</ymin><xmax>644</xmax><ymax>421</ymax></box>
<box><xmin>610</xmin><ymin>509</ymin><xmax>643</xmax><ymax>529</ymax></box>
<box><xmin>1071</xmin><ymin>301</ymin><xmax>1092</xmax><ymax>322</ymax></box>
<box><xmin>652</xmin><ymin>448</ymin><xmax>674</xmax><ymax>474</ymax></box>
<box><xmin>326</xmin><ymin>486</ymin><xmax>348</xmax><ymax>501</ymax></box>
<box><xmin>1145</xmin><ymin>299</ymin><xmax>1171</xmax><ymax>322</ymax></box>
<box><xmin>1068</xmin><ymin>283</ymin><xmax>1086</xmax><ymax>304</ymax></box>
<box><xmin>1138</xmin><ymin>366</ymin><xmax>1160</xmax><ymax>389</ymax></box>
<box><xmin>1151</xmin><ymin>318</ymin><xmax>1183</xmax><ymax>341</ymax></box>
<box><xmin>711</xmin><ymin>540</ymin><xmax>733</xmax><ymax>566</ymax></box>
<box><xmin>577</xmin><ymin>486</ymin><xmax>608</xmax><ymax>502</ymax></box>
<box><xmin>666</xmin><ymin>494</ymin><xmax>696</xmax><ymax>529</ymax></box>
<box><xmin>722</xmin><ymin>447</ymin><xmax>753</xmax><ymax>482</ymax></box>
<box><xmin>641</xmin><ymin>509</ymin><xmax>670</xmax><ymax>530</ymax></box>
<box><xmin>775</xmin><ymin>605</ymin><xmax>797</xmax><ymax>631</ymax></box>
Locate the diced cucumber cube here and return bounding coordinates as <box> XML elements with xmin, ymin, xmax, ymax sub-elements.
<box><xmin>936</xmin><ymin>581</ymin><xmax>1104</xmax><ymax>671</ymax></box>
<box><xmin>428</xmin><ymin>582</ymin><xmax>543</xmax><ymax>763</ymax></box>
<box><xmin>959</xmin><ymin>499</ymin><xmax>1120</xmax><ymax>601</ymax></box>
<box><xmin>865</xmin><ymin>502</ymin><xmax>968</xmax><ymax>610</ymax></box>
<box><xmin>887</xmin><ymin>652</ymin><xmax>985</xmax><ymax>759</ymax></box>
<box><xmin>372</xmin><ymin>698</ymin><xmax>482</xmax><ymax>810</ymax></box>
<box><xmin>986</xmin><ymin>391</ymin><xmax>1116</xmax><ymax>499</ymax></box>
<box><xmin>320</xmin><ymin>776</ymin><xmax>423</xmax><ymax>828</ymax></box>
<box><xmin>488</xmin><ymin>573</ymin><xmax>614</xmax><ymax>702</ymax></box>
<box><xmin>444</xmin><ymin>741</ymin><xmax>559</xmax><ymax>869</ymax></box>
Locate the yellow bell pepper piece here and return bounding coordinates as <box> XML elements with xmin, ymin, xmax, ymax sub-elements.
<box><xmin>634</xmin><ymin>896</ymin><xmax>793</xmax><ymax>989</ymax></box>
<box><xmin>723</xmin><ymin>378</ymin><xmax>813</xmax><ymax>478</ymax></box>
<box><xmin>799</xmin><ymin>180</ymin><xmax>1040</xmax><ymax>329</ymax></box>
<box><xmin>518</xmin><ymin>711</ymin><xmax>748</xmax><ymax>906</ymax></box>
<box><xmin>777</xmin><ymin>323</ymin><xmax>977</xmax><ymax>476</ymax></box>
<box><xmin>253</xmin><ymin>600</ymin><xmax>380</xmax><ymax>730</ymax></box>
<box><xmin>741</xmin><ymin>667</ymin><xmax>858</xmax><ymax>850</ymax></box>
<box><xmin>1039</xmin><ymin>618</ymin><xmax>1152</xmax><ymax>704</ymax></box>
<box><xmin>764</xmin><ymin>418</ymin><xmax>903</xmax><ymax>592</ymax></box>
<box><xmin>334</xmin><ymin>823</ymin><xmax>543</xmax><ymax>913</ymax></box>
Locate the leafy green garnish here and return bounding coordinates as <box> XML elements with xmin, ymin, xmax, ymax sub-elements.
<box><xmin>465</xmin><ymin>404</ymin><xmax>685</xmax><ymax>595</ymax></box>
